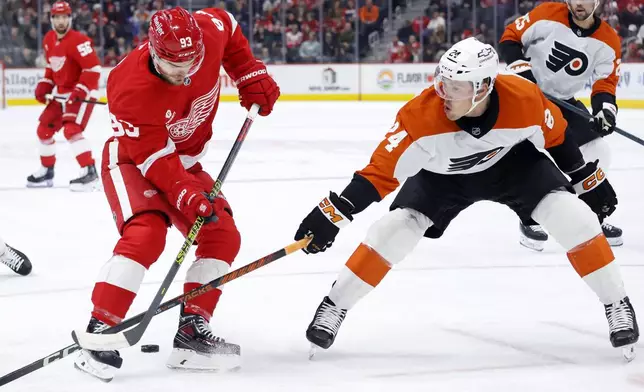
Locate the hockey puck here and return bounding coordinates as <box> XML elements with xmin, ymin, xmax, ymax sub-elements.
<box><xmin>141</xmin><ymin>344</ymin><xmax>160</xmax><ymax>353</ymax></box>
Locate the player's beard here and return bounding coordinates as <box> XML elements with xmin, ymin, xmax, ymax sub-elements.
<box><xmin>54</xmin><ymin>24</ymin><xmax>69</xmax><ymax>35</ymax></box>
<box><xmin>571</xmin><ymin>7</ymin><xmax>593</xmax><ymax>22</ymax></box>
<box><xmin>160</xmin><ymin>73</ymin><xmax>187</xmax><ymax>86</ymax></box>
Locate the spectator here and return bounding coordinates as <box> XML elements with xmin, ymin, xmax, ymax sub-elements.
<box><xmin>359</xmin><ymin>0</ymin><xmax>380</xmax><ymax>34</ymax></box>
<box><xmin>408</xmin><ymin>35</ymin><xmax>420</xmax><ymax>62</ymax></box>
<box><xmin>299</xmin><ymin>33</ymin><xmax>322</xmax><ymax>62</ymax></box>
<box><xmin>388</xmin><ymin>35</ymin><xmax>409</xmax><ymax>63</ymax></box>
<box><xmin>103</xmin><ymin>47</ymin><xmax>120</xmax><ymax>66</ymax></box>
<box><xmin>286</xmin><ymin>24</ymin><xmax>303</xmax><ymax>62</ymax></box>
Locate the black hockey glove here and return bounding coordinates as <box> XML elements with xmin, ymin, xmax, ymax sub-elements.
<box><xmin>568</xmin><ymin>160</ymin><xmax>617</xmax><ymax>220</ymax></box>
<box><xmin>507</xmin><ymin>59</ymin><xmax>537</xmax><ymax>84</ymax></box>
<box><xmin>592</xmin><ymin>102</ymin><xmax>617</xmax><ymax>137</ymax></box>
<box><xmin>295</xmin><ymin>192</ymin><xmax>354</xmax><ymax>254</ymax></box>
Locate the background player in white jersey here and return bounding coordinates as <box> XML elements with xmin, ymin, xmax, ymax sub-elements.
<box><xmin>500</xmin><ymin>0</ymin><xmax>623</xmax><ymax>250</ymax></box>
<box><xmin>0</xmin><ymin>237</ymin><xmax>31</xmax><ymax>276</ymax></box>
<box><xmin>294</xmin><ymin>38</ymin><xmax>638</xmax><ymax>361</ymax></box>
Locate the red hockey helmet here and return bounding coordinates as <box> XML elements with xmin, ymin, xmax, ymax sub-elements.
<box><xmin>51</xmin><ymin>1</ymin><xmax>72</xmax><ymax>16</ymax></box>
<box><xmin>148</xmin><ymin>7</ymin><xmax>205</xmax><ymax>79</ymax></box>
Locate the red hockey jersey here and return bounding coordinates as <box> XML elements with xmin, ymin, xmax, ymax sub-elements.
<box><xmin>105</xmin><ymin>8</ymin><xmax>258</xmax><ymax>196</ymax></box>
<box><xmin>42</xmin><ymin>29</ymin><xmax>101</xmax><ymax>94</ymax></box>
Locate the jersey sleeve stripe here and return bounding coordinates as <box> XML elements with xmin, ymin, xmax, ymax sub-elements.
<box><xmin>225</xmin><ymin>10</ymin><xmax>238</xmax><ymax>35</ymax></box>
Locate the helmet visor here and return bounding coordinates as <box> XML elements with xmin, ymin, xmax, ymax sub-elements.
<box><xmin>434</xmin><ymin>73</ymin><xmax>475</xmax><ymax>101</ymax></box>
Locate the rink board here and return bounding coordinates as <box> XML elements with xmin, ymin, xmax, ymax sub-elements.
<box><xmin>4</xmin><ymin>63</ymin><xmax>644</xmax><ymax>108</ymax></box>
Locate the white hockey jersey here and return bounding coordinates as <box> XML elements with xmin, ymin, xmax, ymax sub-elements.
<box><xmin>501</xmin><ymin>2</ymin><xmax>620</xmax><ymax>101</ymax></box>
<box><xmin>354</xmin><ymin>74</ymin><xmax>568</xmax><ymax>199</ymax></box>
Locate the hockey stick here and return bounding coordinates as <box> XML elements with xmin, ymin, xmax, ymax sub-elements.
<box><xmin>0</xmin><ymin>237</ymin><xmax>310</xmax><ymax>387</ymax></box>
<box><xmin>45</xmin><ymin>93</ymin><xmax>107</xmax><ymax>105</ymax></box>
<box><xmin>545</xmin><ymin>93</ymin><xmax>644</xmax><ymax>147</ymax></box>
<box><xmin>71</xmin><ymin>104</ymin><xmax>261</xmax><ymax>351</ymax></box>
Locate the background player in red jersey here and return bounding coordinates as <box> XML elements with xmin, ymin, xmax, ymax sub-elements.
<box><xmin>29</xmin><ymin>1</ymin><xmax>100</xmax><ymax>191</ymax></box>
<box><xmin>73</xmin><ymin>7</ymin><xmax>279</xmax><ymax>382</ymax></box>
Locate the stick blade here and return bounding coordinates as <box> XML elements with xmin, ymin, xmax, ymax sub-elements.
<box><xmin>71</xmin><ymin>329</ymin><xmax>130</xmax><ymax>351</ymax></box>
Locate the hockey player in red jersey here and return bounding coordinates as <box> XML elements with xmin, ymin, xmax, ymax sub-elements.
<box><xmin>295</xmin><ymin>38</ymin><xmax>638</xmax><ymax>361</ymax></box>
<box><xmin>29</xmin><ymin>1</ymin><xmax>100</xmax><ymax>191</ymax></box>
<box><xmin>73</xmin><ymin>7</ymin><xmax>279</xmax><ymax>381</ymax></box>
<box><xmin>499</xmin><ymin>0</ymin><xmax>624</xmax><ymax>250</ymax></box>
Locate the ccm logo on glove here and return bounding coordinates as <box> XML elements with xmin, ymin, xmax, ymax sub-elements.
<box><xmin>319</xmin><ymin>197</ymin><xmax>348</xmax><ymax>224</ymax></box>
<box><xmin>576</xmin><ymin>167</ymin><xmax>606</xmax><ymax>194</ymax></box>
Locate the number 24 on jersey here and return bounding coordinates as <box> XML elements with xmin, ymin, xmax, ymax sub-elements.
<box><xmin>384</xmin><ymin>121</ymin><xmax>408</xmax><ymax>152</ymax></box>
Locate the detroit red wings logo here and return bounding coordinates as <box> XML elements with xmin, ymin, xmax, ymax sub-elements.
<box><xmin>166</xmin><ymin>81</ymin><xmax>220</xmax><ymax>143</ymax></box>
<box><xmin>49</xmin><ymin>56</ymin><xmax>66</xmax><ymax>72</ymax></box>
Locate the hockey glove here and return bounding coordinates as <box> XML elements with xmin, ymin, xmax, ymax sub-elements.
<box><xmin>67</xmin><ymin>84</ymin><xmax>90</xmax><ymax>105</ymax></box>
<box><xmin>592</xmin><ymin>102</ymin><xmax>617</xmax><ymax>137</ymax></box>
<box><xmin>236</xmin><ymin>61</ymin><xmax>280</xmax><ymax>116</ymax></box>
<box><xmin>295</xmin><ymin>192</ymin><xmax>354</xmax><ymax>254</ymax></box>
<box><xmin>35</xmin><ymin>79</ymin><xmax>54</xmax><ymax>104</ymax></box>
<box><xmin>169</xmin><ymin>180</ymin><xmax>219</xmax><ymax>224</ymax></box>
<box><xmin>506</xmin><ymin>59</ymin><xmax>537</xmax><ymax>84</ymax></box>
<box><xmin>568</xmin><ymin>160</ymin><xmax>617</xmax><ymax>220</ymax></box>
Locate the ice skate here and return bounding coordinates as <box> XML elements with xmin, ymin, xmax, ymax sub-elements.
<box><xmin>70</xmin><ymin>164</ymin><xmax>99</xmax><ymax>192</ymax></box>
<box><xmin>519</xmin><ymin>222</ymin><xmax>548</xmax><ymax>251</ymax></box>
<box><xmin>605</xmin><ymin>296</ymin><xmax>639</xmax><ymax>362</ymax></box>
<box><xmin>73</xmin><ymin>317</ymin><xmax>123</xmax><ymax>382</ymax></box>
<box><xmin>166</xmin><ymin>312</ymin><xmax>241</xmax><ymax>371</ymax></box>
<box><xmin>26</xmin><ymin>166</ymin><xmax>54</xmax><ymax>188</ymax></box>
<box><xmin>0</xmin><ymin>244</ymin><xmax>32</xmax><ymax>276</ymax></box>
<box><xmin>306</xmin><ymin>296</ymin><xmax>347</xmax><ymax>358</ymax></box>
<box><xmin>601</xmin><ymin>222</ymin><xmax>623</xmax><ymax>247</ymax></box>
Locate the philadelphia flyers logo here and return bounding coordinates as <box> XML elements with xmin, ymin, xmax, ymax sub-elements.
<box><xmin>546</xmin><ymin>41</ymin><xmax>589</xmax><ymax>76</ymax></box>
<box><xmin>447</xmin><ymin>147</ymin><xmax>504</xmax><ymax>172</ymax></box>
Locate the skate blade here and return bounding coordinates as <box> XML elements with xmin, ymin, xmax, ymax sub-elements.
<box><xmin>69</xmin><ymin>180</ymin><xmax>101</xmax><ymax>192</ymax></box>
<box><xmin>623</xmin><ymin>345</ymin><xmax>636</xmax><ymax>362</ymax></box>
<box><xmin>607</xmin><ymin>237</ymin><xmax>624</xmax><ymax>247</ymax></box>
<box><xmin>73</xmin><ymin>351</ymin><xmax>116</xmax><ymax>383</ymax></box>
<box><xmin>308</xmin><ymin>344</ymin><xmax>318</xmax><ymax>360</ymax></box>
<box><xmin>26</xmin><ymin>180</ymin><xmax>54</xmax><ymax>188</ymax></box>
<box><xmin>519</xmin><ymin>236</ymin><xmax>545</xmax><ymax>252</ymax></box>
<box><xmin>166</xmin><ymin>348</ymin><xmax>241</xmax><ymax>372</ymax></box>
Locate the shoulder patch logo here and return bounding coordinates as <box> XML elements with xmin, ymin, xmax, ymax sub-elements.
<box><xmin>546</xmin><ymin>41</ymin><xmax>589</xmax><ymax>76</ymax></box>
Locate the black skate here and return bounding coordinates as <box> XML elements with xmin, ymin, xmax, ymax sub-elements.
<box><xmin>605</xmin><ymin>296</ymin><xmax>639</xmax><ymax>362</ymax></box>
<box><xmin>519</xmin><ymin>222</ymin><xmax>548</xmax><ymax>252</ymax></box>
<box><xmin>166</xmin><ymin>312</ymin><xmax>241</xmax><ymax>371</ymax></box>
<box><xmin>70</xmin><ymin>164</ymin><xmax>99</xmax><ymax>192</ymax></box>
<box><xmin>26</xmin><ymin>166</ymin><xmax>54</xmax><ymax>188</ymax></box>
<box><xmin>601</xmin><ymin>222</ymin><xmax>623</xmax><ymax>247</ymax></box>
<box><xmin>0</xmin><ymin>244</ymin><xmax>32</xmax><ymax>276</ymax></box>
<box><xmin>73</xmin><ymin>317</ymin><xmax>123</xmax><ymax>382</ymax></box>
<box><xmin>306</xmin><ymin>296</ymin><xmax>347</xmax><ymax>358</ymax></box>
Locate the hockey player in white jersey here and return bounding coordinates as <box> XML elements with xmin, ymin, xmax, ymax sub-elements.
<box><xmin>0</xmin><ymin>237</ymin><xmax>32</xmax><ymax>276</ymax></box>
<box><xmin>295</xmin><ymin>38</ymin><xmax>638</xmax><ymax>361</ymax></box>
<box><xmin>500</xmin><ymin>0</ymin><xmax>623</xmax><ymax>251</ymax></box>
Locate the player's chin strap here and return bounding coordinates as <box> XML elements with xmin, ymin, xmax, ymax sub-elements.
<box><xmin>463</xmin><ymin>80</ymin><xmax>495</xmax><ymax>117</ymax></box>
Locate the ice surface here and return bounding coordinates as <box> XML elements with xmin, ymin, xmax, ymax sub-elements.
<box><xmin>0</xmin><ymin>102</ymin><xmax>643</xmax><ymax>391</ymax></box>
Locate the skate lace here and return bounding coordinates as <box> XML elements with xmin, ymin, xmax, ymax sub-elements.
<box><xmin>314</xmin><ymin>301</ymin><xmax>346</xmax><ymax>335</ymax></box>
<box><xmin>0</xmin><ymin>247</ymin><xmax>24</xmax><ymax>271</ymax></box>
<box><xmin>528</xmin><ymin>225</ymin><xmax>546</xmax><ymax>234</ymax></box>
<box><xmin>194</xmin><ymin>317</ymin><xmax>223</xmax><ymax>342</ymax></box>
<box><xmin>602</xmin><ymin>222</ymin><xmax>616</xmax><ymax>231</ymax></box>
<box><xmin>606</xmin><ymin>301</ymin><xmax>634</xmax><ymax>333</ymax></box>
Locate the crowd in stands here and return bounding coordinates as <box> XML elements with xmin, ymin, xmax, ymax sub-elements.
<box><xmin>2</xmin><ymin>0</ymin><xmax>644</xmax><ymax>68</ymax></box>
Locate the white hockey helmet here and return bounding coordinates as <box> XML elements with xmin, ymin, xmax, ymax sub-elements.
<box><xmin>434</xmin><ymin>37</ymin><xmax>499</xmax><ymax>112</ymax></box>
